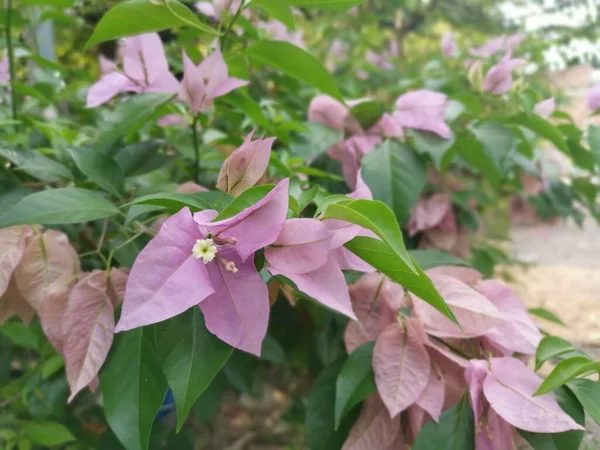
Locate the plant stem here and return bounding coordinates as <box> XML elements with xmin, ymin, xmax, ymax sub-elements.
<box><xmin>220</xmin><ymin>0</ymin><xmax>244</xmax><ymax>52</ymax></box>
<box><xmin>5</xmin><ymin>0</ymin><xmax>18</xmax><ymax>121</ymax></box>
<box><xmin>191</xmin><ymin>114</ymin><xmax>201</xmax><ymax>182</ymax></box>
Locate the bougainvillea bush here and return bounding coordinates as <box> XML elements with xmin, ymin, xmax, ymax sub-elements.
<box><xmin>2</xmin><ymin>0</ymin><xmax>600</xmax><ymax>449</ymax></box>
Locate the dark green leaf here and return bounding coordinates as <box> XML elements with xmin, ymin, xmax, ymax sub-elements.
<box><xmin>567</xmin><ymin>140</ymin><xmax>595</xmax><ymax>171</ymax></box>
<box><xmin>1</xmin><ymin>321</ymin><xmax>40</xmax><ymax>350</ymax></box>
<box><xmin>0</xmin><ymin>148</ymin><xmax>72</xmax><ymax>182</ymax></box>
<box><xmin>412</xmin><ymin>393</ymin><xmax>474</xmax><ymax>450</ymax></box>
<box><xmin>345</xmin><ymin>237</ymin><xmax>456</xmax><ymax>323</ymax></box>
<box><xmin>534</xmin><ymin>356</ymin><xmax>600</xmax><ymax>396</ymax></box>
<box><xmin>307</xmin><ymin>360</ymin><xmax>360</xmax><ymax>450</ymax></box>
<box><xmin>409</xmin><ymin>250</ymin><xmax>470</xmax><ymax>270</ymax></box>
<box><xmin>455</xmin><ymin>133</ymin><xmax>501</xmax><ymax>187</ymax></box>
<box><xmin>100</xmin><ymin>329</ymin><xmax>167</xmax><ymax>450</ymax></box>
<box><xmin>114</xmin><ymin>141</ymin><xmax>164</xmax><ymax>177</ymax></box>
<box><xmin>70</xmin><ymin>149</ymin><xmax>125</xmax><ymax>197</ymax></box>
<box><xmin>24</xmin><ymin>422</ymin><xmax>75</xmax><ymax>446</ymax></box>
<box><xmin>568</xmin><ymin>378</ymin><xmax>600</xmax><ymax>425</ymax></box>
<box><xmin>0</xmin><ymin>188</ymin><xmax>120</xmax><ymax>227</ymax></box>
<box><xmin>86</xmin><ymin>0</ymin><xmax>218</xmax><ymax>47</ymax></box>
<box><xmin>223</xmin><ymin>351</ymin><xmax>260</xmax><ymax>394</ymax></box>
<box><xmin>244</xmin><ymin>40</ymin><xmax>343</xmax><ymax>101</ymax></box>
<box><xmin>349</xmin><ymin>100</ymin><xmax>384</xmax><ymax>130</ymax></box>
<box><xmin>255</xmin><ymin>0</ymin><xmax>363</xmax><ymax>10</ymax></box>
<box><xmin>410</xmin><ymin>130</ymin><xmax>456</xmax><ymax>170</ymax></box>
<box><xmin>156</xmin><ymin>309</ymin><xmax>232</xmax><ymax>431</ymax></box>
<box><xmin>361</xmin><ymin>140</ymin><xmax>426</xmax><ymax>224</ymax></box>
<box><xmin>95</xmin><ymin>93</ymin><xmax>174</xmax><ymax>155</ymax></box>
<box><xmin>470</xmin><ymin>122</ymin><xmax>514</xmax><ymax>172</ymax></box>
<box><xmin>334</xmin><ymin>342</ymin><xmax>376</xmax><ymax>429</ymax></box>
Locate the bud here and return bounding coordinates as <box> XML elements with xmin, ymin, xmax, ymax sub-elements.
<box><xmin>467</xmin><ymin>60</ymin><xmax>484</xmax><ymax>92</ymax></box>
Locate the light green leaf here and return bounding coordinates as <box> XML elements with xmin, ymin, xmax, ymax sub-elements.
<box><xmin>470</xmin><ymin>122</ymin><xmax>514</xmax><ymax>172</ymax></box>
<box><xmin>0</xmin><ymin>188</ymin><xmax>120</xmax><ymax>227</ymax></box>
<box><xmin>334</xmin><ymin>342</ymin><xmax>376</xmax><ymax>429</ymax></box>
<box><xmin>125</xmin><ymin>193</ymin><xmax>213</xmax><ymax>212</ymax></box>
<box><xmin>24</xmin><ymin>422</ymin><xmax>75</xmax><ymax>447</ymax></box>
<box><xmin>0</xmin><ymin>148</ymin><xmax>72</xmax><ymax>182</ymax></box>
<box><xmin>361</xmin><ymin>140</ymin><xmax>426</xmax><ymax>224</ymax></box>
<box><xmin>100</xmin><ymin>329</ymin><xmax>167</xmax><ymax>450</ymax></box>
<box><xmin>321</xmin><ymin>199</ymin><xmax>416</xmax><ymax>272</ymax></box>
<box><xmin>534</xmin><ymin>356</ymin><xmax>600</xmax><ymax>396</ymax></box>
<box><xmin>290</xmin><ymin>122</ymin><xmax>343</xmax><ymax>160</ymax></box>
<box><xmin>1</xmin><ymin>321</ymin><xmax>40</xmax><ymax>350</ymax></box>
<box><xmin>297</xmin><ymin>185</ymin><xmax>320</xmax><ymax>212</ymax></box>
<box><xmin>508</xmin><ymin>113</ymin><xmax>570</xmax><ymax>156</ymax></box>
<box><xmin>345</xmin><ymin>237</ymin><xmax>456</xmax><ymax>323</ymax></box>
<box><xmin>156</xmin><ymin>309</ymin><xmax>232</xmax><ymax>431</ymax></box>
<box><xmin>251</xmin><ymin>1</ymin><xmax>295</xmax><ymax>29</ymax></box>
<box><xmin>412</xmin><ymin>394</ymin><xmax>474</xmax><ymax>450</ymax></box>
<box><xmin>528</xmin><ymin>307</ymin><xmax>565</xmax><ymax>326</ymax></box>
<box><xmin>244</xmin><ymin>40</ymin><xmax>343</xmax><ymax>101</ymax></box>
<box><xmin>410</xmin><ymin>130</ymin><xmax>456</xmax><ymax>170</ymax></box>
<box><xmin>588</xmin><ymin>124</ymin><xmax>600</xmax><ymax>166</ymax></box>
<box><xmin>409</xmin><ymin>250</ymin><xmax>470</xmax><ymax>270</ymax></box>
<box><xmin>70</xmin><ymin>149</ymin><xmax>125</xmax><ymax>197</ymax></box>
<box><xmin>95</xmin><ymin>93</ymin><xmax>174</xmax><ymax>155</ymax></box>
<box><xmin>535</xmin><ymin>336</ymin><xmax>588</xmax><ymax>371</ymax></box>
<box><xmin>86</xmin><ymin>0</ymin><xmax>219</xmax><ymax>48</ymax></box>
<box><xmin>455</xmin><ymin>132</ymin><xmax>501</xmax><ymax>187</ymax></box>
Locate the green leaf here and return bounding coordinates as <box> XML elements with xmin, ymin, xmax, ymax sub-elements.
<box><xmin>535</xmin><ymin>336</ymin><xmax>587</xmax><ymax>371</ymax></box>
<box><xmin>95</xmin><ymin>93</ymin><xmax>174</xmax><ymax>155</ymax></box>
<box><xmin>223</xmin><ymin>351</ymin><xmax>260</xmax><ymax>394</ymax></box>
<box><xmin>409</xmin><ymin>250</ymin><xmax>470</xmax><ymax>270</ymax></box>
<box><xmin>361</xmin><ymin>140</ymin><xmax>426</xmax><ymax>224</ymax></box>
<box><xmin>345</xmin><ymin>237</ymin><xmax>456</xmax><ymax>324</ymax></box>
<box><xmin>520</xmin><ymin>387</ymin><xmax>585</xmax><ymax>450</ymax></box>
<box><xmin>244</xmin><ymin>40</ymin><xmax>343</xmax><ymax>101</ymax></box>
<box><xmin>528</xmin><ymin>307</ymin><xmax>565</xmax><ymax>326</ymax></box>
<box><xmin>0</xmin><ymin>188</ymin><xmax>120</xmax><ymax>227</ymax></box>
<box><xmin>221</xmin><ymin>91</ymin><xmax>280</xmax><ymax>140</ymax></box>
<box><xmin>349</xmin><ymin>100</ymin><xmax>383</xmax><ymax>130</ymax></box>
<box><xmin>214</xmin><ymin>185</ymin><xmax>285</xmax><ymax>221</ymax></box>
<box><xmin>567</xmin><ymin>140</ymin><xmax>595</xmax><ymax>171</ymax></box>
<box><xmin>156</xmin><ymin>309</ymin><xmax>232</xmax><ymax>431</ymax></box>
<box><xmin>455</xmin><ymin>133</ymin><xmax>501</xmax><ymax>187</ymax></box>
<box><xmin>70</xmin><ymin>149</ymin><xmax>125</xmax><ymax>197</ymax></box>
<box><xmin>22</xmin><ymin>0</ymin><xmax>76</xmax><ymax>6</ymax></box>
<box><xmin>114</xmin><ymin>141</ymin><xmax>164</xmax><ymax>177</ymax></box>
<box><xmin>412</xmin><ymin>393</ymin><xmax>474</xmax><ymax>450</ymax></box>
<box><xmin>0</xmin><ymin>148</ymin><xmax>72</xmax><ymax>182</ymax></box>
<box><xmin>334</xmin><ymin>342</ymin><xmax>376</xmax><ymax>429</ymax></box>
<box><xmin>297</xmin><ymin>185</ymin><xmax>320</xmax><ymax>212</ymax></box>
<box><xmin>290</xmin><ymin>122</ymin><xmax>343</xmax><ymax>160</ymax></box>
<box><xmin>321</xmin><ymin>199</ymin><xmax>416</xmax><ymax>272</ymax></box>
<box><xmin>24</xmin><ymin>422</ymin><xmax>75</xmax><ymax>446</ymax></box>
<box><xmin>470</xmin><ymin>122</ymin><xmax>514</xmax><ymax>172</ymax></box>
<box><xmin>86</xmin><ymin>0</ymin><xmax>218</xmax><ymax>48</ymax></box>
<box><xmin>507</xmin><ymin>113</ymin><xmax>570</xmax><ymax>155</ymax></box>
<box><xmin>534</xmin><ymin>356</ymin><xmax>600</xmax><ymax>396</ymax></box>
<box><xmin>1</xmin><ymin>321</ymin><xmax>40</xmax><ymax>350</ymax></box>
<box><xmin>100</xmin><ymin>329</ymin><xmax>167</xmax><ymax>450</ymax></box>
<box><xmin>307</xmin><ymin>360</ymin><xmax>360</xmax><ymax>450</ymax></box>
<box><xmin>125</xmin><ymin>193</ymin><xmax>213</xmax><ymax>212</ymax></box>
<box><xmin>254</xmin><ymin>0</ymin><xmax>363</xmax><ymax>10</ymax></box>
<box><xmin>410</xmin><ymin>130</ymin><xmax>456</xmax><ymax>170</ymax></box>
<box><xmin>568</xmin><ymin>378</ymin><xmax>600</xmax><ymax>425</ymax></box>
<box><xmin>251</xmin><ymin>1</ymin><xmax>295</xmax><ymax>29</ymax></box>
<box><xmin>588</xmin><ymin>124</ymin><xmax>600</xmax><ymax>166</ymax></box>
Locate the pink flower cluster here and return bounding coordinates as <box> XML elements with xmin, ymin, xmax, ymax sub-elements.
<box><xmin>307</xmin><ymin>91</ymin><xmax>451</xmax><ymax>188</ymax></box>
<box><xmin>87</xmin><ymin>33</ymin><xmax>248</xmax><ymax>113</ymax></box>
<box><xmin>341</xmin><ymin>267</ymin><xmax>582</xmax><ymax>449</ymax></box>
<box><xmin>0</xmin><ymin>226</ymin><xmax>129</xmax><ymax>401</ymax></box>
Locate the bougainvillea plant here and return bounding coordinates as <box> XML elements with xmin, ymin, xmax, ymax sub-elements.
<box><xmin>1</xmin><ymin>0</ymin><xmax>600</xmax><ymax>449</ymax></box>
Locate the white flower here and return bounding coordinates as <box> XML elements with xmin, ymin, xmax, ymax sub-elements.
<box><xmin>192</xmin><ymin>238</ymin><xmax>217</xmax><ymax>264</ymax></box>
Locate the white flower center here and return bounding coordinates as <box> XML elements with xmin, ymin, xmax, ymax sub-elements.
<box><xmin>192</xmin><ymin>238</ymin><xmax>217</xmax><ymax>264</ymax></box>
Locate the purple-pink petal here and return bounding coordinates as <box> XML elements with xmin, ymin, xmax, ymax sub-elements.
<box><xmin>394</xmin><ymin>90</ymin><xmax>451</xmax><ymax>139</ymax></box>
<box><xmin>195</xmin><ymin>178</ymin><xmax>289</xmax><ymax>262</ymax></box>
<box><xmin>116</xmin><ymin>207</ymin><xmax>215</xmax><ymax>332</ymax></box>
<box><xmin>200</xmin><ymin>246</ymin><xmax>269</xmax><ymax>356</ymax></box>
<box><xmin>86</xmin><ymin>72</ymin><xmax>139</xmax><ymax>108</ymax></box>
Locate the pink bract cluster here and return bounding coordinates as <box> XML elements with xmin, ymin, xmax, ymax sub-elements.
<box><xmin>341</xmin><ymin>268</ymin><xmax>582</xmax><ymax>449</ymax></box>
<box><xmin>0</xmin><ymin>226</ymin><xmax>129</xmax><ymax>401</ymax></box>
